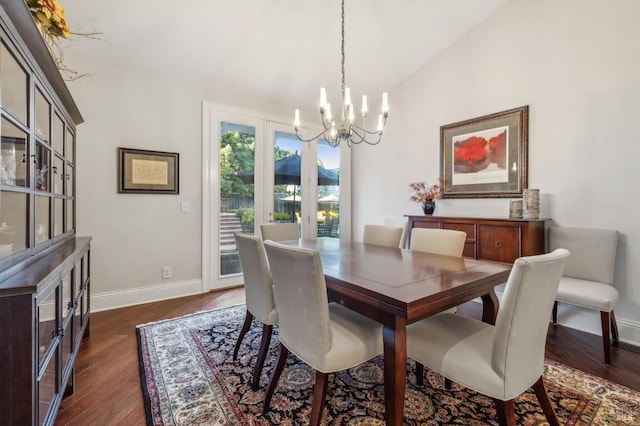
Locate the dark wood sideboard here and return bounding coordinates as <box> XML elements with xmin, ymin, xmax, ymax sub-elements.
<box><xmin>0</xmin><ymin>237</ymin><xmax>91</xmax><ymax>425</ymax></box>
<box><xmin>406</xmin><ymin>215</ymin><xmax>548</xmax><ymax>263</ymax></box>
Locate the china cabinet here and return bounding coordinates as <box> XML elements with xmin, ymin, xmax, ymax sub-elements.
<box><xmin>0</xmin><ymin>1</ymin><xmax>90</xmax><ymax>425</ymax></box>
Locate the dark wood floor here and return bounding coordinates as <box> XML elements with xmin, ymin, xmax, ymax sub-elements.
<box><xmin>55</xmin><ymin>288</ymin><xmax>640</xmax><ymax>425</ymax></box>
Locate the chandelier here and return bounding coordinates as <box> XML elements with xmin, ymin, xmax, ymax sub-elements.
<box><xmin>293</xmin><ymin>0</ymin><xmax>389</xmax><ymax>147</ymax></box>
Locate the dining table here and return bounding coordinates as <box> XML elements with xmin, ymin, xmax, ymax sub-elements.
<box><xmin>284</xmin><ymin>238</ymin><xmax>513</xmax><ymax>426</ymax></box>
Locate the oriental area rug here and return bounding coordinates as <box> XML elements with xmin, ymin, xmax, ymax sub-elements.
<box><xmin>136</xmin><ymin>305</ymin><xmax>639</xmax><ymax>425</ymax></box>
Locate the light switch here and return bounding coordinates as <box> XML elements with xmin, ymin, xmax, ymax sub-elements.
<box><xmin>181</xmin><ymin>201</ymin><xmax>190</xmax><ymax>213</ymax></box>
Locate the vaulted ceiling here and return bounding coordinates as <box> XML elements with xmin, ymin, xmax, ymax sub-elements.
<box><xmin>62</xmin><ymin>0</ymin><xmax>509</xmax><ymax>112</ymax></box>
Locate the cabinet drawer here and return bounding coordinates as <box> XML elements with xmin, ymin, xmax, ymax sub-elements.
<box><xmin>443</xmin><ymin>222</ymin><xmax>476</xmax><ymax>240</ymax></box>
<box><xmin>412</xmin><ymin>221</ymin><xmax>441</xmax><ymax>229</ymax></box>
<box><xmin>478</xmin><ymin>225</ymin><xmax>521</xmax><ymax>263</ymax></box>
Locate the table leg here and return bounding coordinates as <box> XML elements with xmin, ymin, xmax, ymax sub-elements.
<box><xmin>382</xmin><ymin>315</ymin><xmax>407</xmax><ymax>426</ymax></box>
<box><xmin>481</xmin><ymin>288</ymin><xmax>499</xmax><ymax>325</ymax></box>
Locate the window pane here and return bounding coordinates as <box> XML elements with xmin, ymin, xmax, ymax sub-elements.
<box><xmin>317</xmin><ymin>139</ymin><xmax>340</xmax><ymax>238</ymax></box>
<box><xmin>219</xmin><ymin>122</ymin><xmax>255</xmax><ymax>277</ymax></box>
<box><xmin>0</xmin><ymin>42</ymin><xmax>28</xmax><ymax>126</ymax></box>
<box><xmin>273</xmin><ymin>131</ymin><xmax>302</xmax><ymax>227</ymax></box>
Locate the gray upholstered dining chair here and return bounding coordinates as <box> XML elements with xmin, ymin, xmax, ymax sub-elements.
<box><xmin>260</xmin><ymin>222</ymin><xmax>299</xmax><ymax>241</ymax></box>
<box><xmin>262</xmin><ymin>240</ymin><xmax>384</xmax><ymax>426</ymax></box>
<box><xmin>406</xmin><ymin>249</ymin><xmax>569</xmax><ymax>426</ymax></box>
<box><xmin>363</xmin><ymin>224</ymin><xmax>403</xmax><ymax>248</ymax></box>
<box><xmin>548</xmin><ymin>226</ymin><xmax>619</xmax><ymax>364</ymax></box>
<box><xmin>410</xmin><ymin>228</ymin><xmax>466</xmax><ymax>257</ymax></box>
<box><xmin>232</xmin><ymin>233</ymin><xmax>278</xmax><ymax>390</ymax></box>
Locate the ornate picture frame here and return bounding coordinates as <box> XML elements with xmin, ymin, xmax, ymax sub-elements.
<box><xmin>118</xmin><ymin>148</ymin><xmax>179</xmax><ymax>194</ymax></box>
<box><xmin>440</xmin><ymin>106</ymin><xmax>528</xmax><ymax>198</ymax></box>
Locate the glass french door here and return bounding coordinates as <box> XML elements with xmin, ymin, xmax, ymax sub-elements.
<box><xmin>204</xmin><ymin>103</ymin><xmax>347</xmax><ymax>290</ymax></box>
<box><xmin>266</xmin><ymin>123</ymin><xmax>341</xmax><ymax>240</ymax></box>
<box><xmin>214</xmin><ymin>114</ymin><xmax>264</xmax><ymax>284</ymax></box>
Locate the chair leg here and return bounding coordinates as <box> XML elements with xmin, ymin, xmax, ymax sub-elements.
<box><xmin>415</xmin><ymin>362</ymin><xmax>424</xmax><ymax>386</ymax></box>
<box><xmin>532</xmin><ymin>376</ymin><xmax>559</xmax><ymax>426</ymax></box>
<box><xmin>600</xmin><ymin>311</ymin><xmax>613</xmax><ymax>364</ymax></box>
<box><xmin>262</xmin><ymin>343</ymin><xmax>289</xmax><ymax>415</ymax></box>
<box><xmin>551</xmin><ymin>301</ymin><xmax>558</xmax><ymax>324</ymax></box>
<box><xmin>444</xmin><ymin>378</ymin><xmax>452</xmax><ymax>390</ymax></box>
<box><xmin>309</xmin><ymin>370</ymin><xmax>329</xmax><ymax>426</ymax></box>
<box><xmin>610</xmin><ymin>310</ymin><xmax>619</xmax><ymax>345</ymax></box>
<box><xmin>233</xmin><ymin>311</ymin><xmax>254</xmax><ymax>361</ymax></box>
<box><xmin>251</xmin><ymin>324</ymin><xmax>273</xmax><ymax>391</ymax></box>
<box><xmin>494</xmin><ymin>398</ymin><xmax>516</xmax><ymax>426</ymax></box>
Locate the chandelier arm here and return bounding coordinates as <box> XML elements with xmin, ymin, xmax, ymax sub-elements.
<box><xmin>349</xmin><ymin>127</ymin><xmax>382</xmax><ymax>146</ymax></box>
<box><xmin>351</xmin><ymin>125</ymin><xmax>384</xmax><ymax>136</ymax></box>
<box><xmin>295</xmin><ymin>127</ymin><xmax>333</xmax><ymax>143</ymax></box>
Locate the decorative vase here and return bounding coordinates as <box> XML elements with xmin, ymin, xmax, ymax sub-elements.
<box><xmin>422</xmin><ymin>199</ymin><xmax>436</xmax><ymax>215</ymax></box>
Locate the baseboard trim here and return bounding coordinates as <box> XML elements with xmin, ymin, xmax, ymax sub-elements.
<box><xmin>91</xmin><ymin>279</ymin><xmax>203</xmax><ymax>312</ymax></box>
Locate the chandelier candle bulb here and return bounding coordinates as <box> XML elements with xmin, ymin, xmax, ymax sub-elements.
<box><xmin>320</xmin><ymin>88</ymin><xmax>327</xmax><ymax>108</ymax></box>
<box><xmin>361</xmin><ymin>95</ymin><xmax>368</xmax><ymax>116</ymax></box>
<box><xmin>348</xmin><ymin>104</ymin><xmax>355</xmax><ymax>123</ymax></box>
<box><xmin>382</xmin><ymin>92</ymin><xmax>389</xmax><ymax>114</ymax></box>
<box><xmin>325</xmin><ymin>103</ymin><xmax>332</xmax><ymax>121</ymax></box>
<box><xmin>377</xmin><ymin>114</ymin><xmax>384</xmax><ymax>132</ymax></box>
<box><xmin>344</xmin><ymin>87</ymin><xmax>352</xmax><ymax>106</ymax></box>
<box><xmin>294</xmin><ymin>109</ymin><xmax>300</xmax><ymax>128</ymax></box>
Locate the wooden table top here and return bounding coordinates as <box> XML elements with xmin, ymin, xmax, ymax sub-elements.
<box><xmin>290</xmin><ymin>238</ymin><xmax>512</xmax><ymax>320</ymax></box>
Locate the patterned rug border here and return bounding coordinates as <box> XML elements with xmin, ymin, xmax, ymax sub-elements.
<box><xmin>137</xmin><ymin>304</ymin><xmax>640</xmax><ymax>425</ymax></box>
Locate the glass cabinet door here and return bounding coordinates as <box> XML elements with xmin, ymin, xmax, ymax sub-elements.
<box><xmin>35</xmin><ymin>196</ymin><xmax>50</xmax><ymax>244</ymax></box>
<box><xmin>35</xmin><ymin>142</ymin><xmax>51</xmax><ymax>192</ymax></box>
<box><xmin>0</xmin><ymin>191</ymin><xmax>27</xmax><ymax>258</ymax></box>
<box><xmin>53</xmin><ymin>113</ymin><xmax>64</xmax><ymax>155</ymax></box>
<box><xmin>35</xmin><ymin>89</ymin><xmax>50</xmax><ymax>143</ymax></box>
<box><xmin>53</xmin><ymin>155</ymin><xmax>64</xmax><ymax>194</ymax></box>
<box><xmin>0</xmin><ymin>42</ymin><xmax>28</xmax><ymax>126</ymax></box>
<box><xmin>1</xmin><ymin>118</ymin><xmax>28</xmax><ymax>188</ymax></box>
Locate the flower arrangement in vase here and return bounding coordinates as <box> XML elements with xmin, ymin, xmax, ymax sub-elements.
<box><xmin>409</xmin><ymin>179</ymin><xmax>443</xmax><ymax>215</ymax></box>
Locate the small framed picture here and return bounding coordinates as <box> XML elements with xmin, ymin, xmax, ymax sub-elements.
<box><xmin>440</xmin><ymin>106</ymin><xmax>528</xmax><ymax>198</ymax></box>
<box><xmin>118</xmin><ymin>148</ymin><xmax>179</xmax><ymax>194</ymax></box>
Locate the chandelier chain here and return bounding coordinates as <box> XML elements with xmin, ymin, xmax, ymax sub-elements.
<box><xmin>341</xmin><ymin>0</ymin><xmax>345</xmax><ymax>96</ymax></box>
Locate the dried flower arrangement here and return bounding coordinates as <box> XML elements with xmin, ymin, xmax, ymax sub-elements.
<box><xmin>25</xmin><ymin>0</ymin><xmax>101</xmax><ymax>81</ymax></box>
<box><xmin>409</xmin><ymin>179</ymin><xmax>444</xmax><ymax>204</ymax></box>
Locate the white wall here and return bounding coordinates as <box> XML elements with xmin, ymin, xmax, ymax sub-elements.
<box><xmin>353</xmin><ymin>0</ymin><xmax>640</xmax><ymax>344</ymax></box>
<box><xmin>65</xmin><ymin>54</ymin><xmax>295</xmax><ymax>310</ymax></box>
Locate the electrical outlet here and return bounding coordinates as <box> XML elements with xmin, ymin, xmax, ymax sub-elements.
<box><xmin>162</xmin><ymin>266</ymin><xmax>172</xmax><ymax>279</ymax></box>
<box><xmin>181</xmin><ymin>201</ymin><xmax>190</xmax><ymax>213</ymax></box>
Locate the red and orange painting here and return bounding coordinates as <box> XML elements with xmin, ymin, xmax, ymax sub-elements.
<box><xmin>451</xmin><ymin>126</ymin><xmax>508</xmax><ymax>186</ymax></box>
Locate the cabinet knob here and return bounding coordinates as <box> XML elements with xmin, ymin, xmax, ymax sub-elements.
<box><xmin>495</xmin><ymin>240</ymin><xmax>503</xmax><ymax>248</ymax></box>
